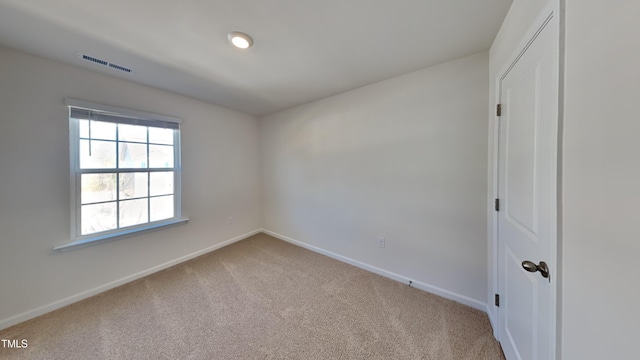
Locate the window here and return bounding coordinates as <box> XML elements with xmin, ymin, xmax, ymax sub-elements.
<box><xmin>60</xmin><ymin>99</ymin><xmax>186</xmax><ymax>249</ymax></box>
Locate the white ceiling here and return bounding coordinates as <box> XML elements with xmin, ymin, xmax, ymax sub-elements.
<box><xmin>0</xmin><ymin>0</ymin><xmax>512</xmax><ymax>116</ymax></box>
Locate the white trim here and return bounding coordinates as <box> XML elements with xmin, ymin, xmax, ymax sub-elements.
<box><xmin>66</xmin><ymin>102</ymin><xmax>184</xmax><ymax>247</ymax></box>
<box><xmin>54</xmin><ymin>218</ymin><xmax>190</xmax><ymax>251</ymax></box>
<box><xmin>487</xmin><ymin>304</ymin><xmax>498</xmax><ymax>332</ymax></box>
<box><xmin>0</xmin><ymin>229</ymin><xmax>262</xmax><ymax>331</ymax></box>
<box><xmin>65</xmin><ymin>98</ymin><xmax>182</xmax><ymax>124</ymax></box>
<box><xmin>261</xmin><ymin>229</ymin><xmax>487</xmax><ymax>312</ymax></box>
<box><xmin>69</xmin><ymin>114</ymin><xmax>80</xmax><ymax>247</ymax></box>
<box><xmin>173</xmin><ymin>127</ymin><xmax>183</xmax><ymax>223</ymax></box>
<box><xmin>488</xmin><ymin>67</ymin><xmax>502</xmax><ymax>337</ymax></box>
<box><xmin>490</xmin><ymin>1</ymin><xmax>560</xmax><ymax>357</ymax></box>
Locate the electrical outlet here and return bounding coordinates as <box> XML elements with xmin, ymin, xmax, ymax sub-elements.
<box><xmin>377</xmin><ymin>236</ymin><xmax>385</xmax><ymax>248</ymax></box>
<box><xmin>227</xmin><ymin>216</ymin><xmax>233</xmax><ymax>225</ymax></box>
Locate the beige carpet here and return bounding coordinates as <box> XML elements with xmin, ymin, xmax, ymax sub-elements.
<box><xmin>0</xmin><ymin>233</ymin><xmax>504</xmax><ymax>360</ymax></box>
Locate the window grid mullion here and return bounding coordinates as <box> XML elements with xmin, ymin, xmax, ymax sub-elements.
<box><xmin>147</xmin><ymin>127</ymin><xmax>151</xmax><ymax>223</ymax></box>
<box><xmin>77</xmin><ymin>138</ymin><xmax>173</xmax><ymax>147</ymax></box>
<box><xmin>115</xmin><ymin>124</ymin><xmax>120</xmax><ymax>229</ymax></box>
<box><xmin>81</xmin><ymin>198</ymin><xmax>123</xmax><ymax>207</ymax></box>
<box><xmin>78</xmin><ymin>168</ymin><xmax>174</xmax><ymax>174</ymax></box>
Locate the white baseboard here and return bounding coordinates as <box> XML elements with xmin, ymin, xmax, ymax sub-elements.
<box><xmin>1</xmin><ymin>228</ymin><xmax>490</xmax><ymax>331</ymax></box>
<box><xmin>261</xmin><ymin>229</ymin><xmax>487</xmax><ymax>312</ymax></box>
<box><xmin>0</xmin><ymin>229</ymin><xmax>262</xmax><ymax>331</ymax></box>
<box><xmin>487</xmin><ymin>305</ymin><xmax>499</xmax><ymax>338</ymax></box>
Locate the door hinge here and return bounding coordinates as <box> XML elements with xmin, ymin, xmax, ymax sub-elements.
<box><xmin>496</xmin><ymin>104</ymin><xmax>502</xmax><ymax>116</ymax></box>
<box><xmin>494</xmin><ymin>198</ymin><xmax>500</xmax><ymax>212</ymax></box>
<box><xmin>495</xmin><ymin>293</ymin><xmax>500</xmax><ymax>307</ymax></box>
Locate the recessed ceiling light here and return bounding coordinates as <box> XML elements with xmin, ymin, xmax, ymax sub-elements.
<box><xmin>228</xmin><ymin>31</ymin><xmax>253</xmax><ymax>49</ymax></box>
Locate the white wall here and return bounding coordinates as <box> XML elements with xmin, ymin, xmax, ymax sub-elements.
<box><xmin>261</xmin><ymin>52</ymin><xmax>490</xmax><ymax>308</ymax></box>
<box><xmin>487</xmin><ymin>0</ymin><xmax>553</xmax><ymax>328</ymax></box>
<box><xmin>562</xmin><ymin>1</ymin><xmax>640</xmax><ymax>358</ymax></box>
<box><xmin>0</xmin><ymin>45</ymin><xmax>262</xmax><ymax>329</ymax></box>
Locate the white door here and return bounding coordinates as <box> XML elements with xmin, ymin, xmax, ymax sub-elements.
<box><xmin>497</xmin><ymin>12</ymin><xmax>558</xmax><ymax>360</ymax></box>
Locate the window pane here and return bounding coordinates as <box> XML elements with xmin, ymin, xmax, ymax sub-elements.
<box><xmin>149</xmin><ymin>145</ymin><xmax>174</xmax><ymax>168</ymax></box>
<box><xmin>81</xmin><ymin>174</ymin><xmax>116</xmax><ymax>204</ymax></box>
<box><xmin>81</xmin><ymin>202</ymin><xmax>117</xmax><ymax>235</ymax></box>
<box><xmin>150</xmin><ymin>195</ymin><xmax>174</xmax><ymax>222</ymax></box>
<box><xmin>79</xmin><ymin>119</ymin><xmax>88</xmax><ymax>138</ymax></box>
<box><xmin>119</xmin><ymin>142</ymin><xmax>147</xmax><ymax>168</ymax></box>
<box><xmin>118</xmin><ymin>124</ymin><xmax>147</xmax><ymax>143</ymax></box>
<box><xmin>119</xmin><ymin>172</ymin><xmax>148</xmax><ymax>200</ymax></box>
<box><xmin>150</xmin><ymin>171</ymin><xmax>174</xmax><ymax>196</ymax></box>
<box><xmin>78</xmin><ymin>120</ymin><xmax>116</xmax><ymax>140</ymax></box>
<box><xmin>119</xmin><ymin>198</ymin><xmax>149</xmax><ymax>227</ymax></box>
<box><xmin>149</xmin><ymin>127</ymin><xmax>174</xmax><ymax>145</ymax></box>
<box><xmin>80</xmin><ymin>140</ymin><xmax>116</xmax><ymax>169</ymax></box>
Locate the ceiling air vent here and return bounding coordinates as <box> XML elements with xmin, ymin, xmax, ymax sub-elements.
<box><xmin>78</xmin><ymin>53</ymin><xmax>134</xmax><ymax>74</ymax></box>
<box><xmin>108</xmin><ymin>63</ymin><xmax>132</xmax><ymax>73</ymax></box>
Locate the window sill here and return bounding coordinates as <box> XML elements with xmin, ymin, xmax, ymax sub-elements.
<box><xmin>54</xmin><ymin>218</ymin><xmax>189</xmax><ymax>252</ymax></box>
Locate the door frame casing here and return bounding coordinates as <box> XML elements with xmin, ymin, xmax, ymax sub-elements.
<box><xmin>489</xmin><ymin>1</ymin><xmax>561</xmax><ymax>358</ymax></box>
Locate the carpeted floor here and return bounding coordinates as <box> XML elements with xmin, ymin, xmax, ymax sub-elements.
<box><xmin>0</xmin><ymin>233</ymin><xmax>504</xmax><ymax>359</ymax></box>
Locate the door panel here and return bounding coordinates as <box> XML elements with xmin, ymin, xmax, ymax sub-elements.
<box><xmin>497</xmin><ymin>12</ymin><xmax>557</xmax><ymax>360</ymax></box>
<box><xmin>505</xmin><ymin>249</ymin><xmax>537</xmax><ymax>360</ymax></box>
<box><xmin>504</xmin><ymin>69</ymin><xmax>539</xmax><ymax>236</ymax></box>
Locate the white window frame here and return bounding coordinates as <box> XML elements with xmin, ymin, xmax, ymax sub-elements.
<box><xmin>55</xmin><ymin>99</ymin><xmax>187</xmax><ymax>251</ymax></box>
